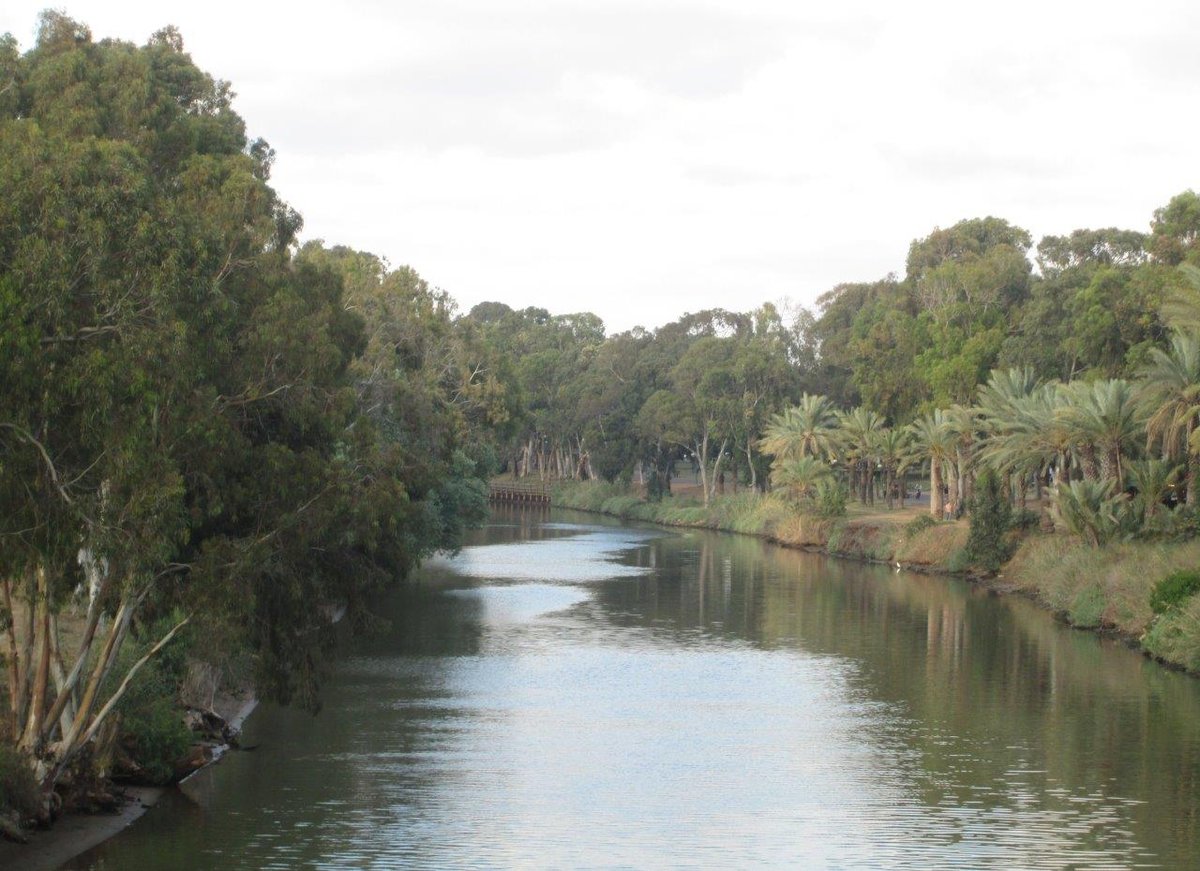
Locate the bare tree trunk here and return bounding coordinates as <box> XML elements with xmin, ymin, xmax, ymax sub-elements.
<box><xmin>1188</xmin><ymin>420</ymin><xmax>1197</xmax><ymax>505</ymax></box>
<box><xmin>710</xmin><ymin>438</ymin><xmax>729</xmax><ymax>501</ymax></box>
<box><xmin>930</xmin><ymin>459</ymin><xmax>944</xmax><ymax>519</ymax></box>
<box><xmin>19</xmin><ymin>568</ymin><xmax>51</xmax><ymax>752</ymax></box>
<box><xmin>2</xmin><ymin>577</ymin><xmax>21</xmax><ymax>736</ymax></box>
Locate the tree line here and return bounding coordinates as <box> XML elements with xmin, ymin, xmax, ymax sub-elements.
<box><xmin>5</xmin><ymin>8</ymin><xmax>1200</xmax><ymax>818</ymax></box>
<box><xmin>482</xmin><ymin>194</ymin><xmax>1200</xmax><ymax>537</ymax></box>
<box><xmin>0</xmin><ymin>14</ymin><xmax>500</xmax><ymax>808</ymax></box>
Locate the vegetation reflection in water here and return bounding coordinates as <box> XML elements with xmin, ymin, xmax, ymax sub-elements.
<box><xmin>66</xmin><ymin>507</ymin><xmax>1200</xmax><ymax>869</ymax></box>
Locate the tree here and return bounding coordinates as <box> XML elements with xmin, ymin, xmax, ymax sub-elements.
<box><xmin>770</xmin><ymin>456</ymin><xmax>833</xmax><ymax>504</ymax></box>
<box><xmin>907</xmin><ymin>412</ymin><xmax>957</xmax><ymax>518</ymax></box>
<box><xmin>759</xmin><ymin>395</ymin><xmax>838</xmax><ymax>465</ymax></box>
<box><xmin>965</xmin><ymin>469</ymin><xmax>1012</xmax><ymax>573</ymax></box>
<box><xmin>1139</xmin><ymin>333</ymin><xmax>1200</xmax><ymax>503</ymax></box>
<box><xmin>0</xmin><ymin>16</ymin><xmax>489</xmax><ymax>807</ymax></box>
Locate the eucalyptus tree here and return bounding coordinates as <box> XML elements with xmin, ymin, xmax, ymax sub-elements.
<box><xmin>0</xmin><ymin>15</ymin><xmax>486</xmax><ymax>804</ymax></box>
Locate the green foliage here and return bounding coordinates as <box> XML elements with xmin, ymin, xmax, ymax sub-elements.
<box><xmin>1069</xmin><ymin>584</ymin><xmax>1107</xmax><ymax>628</ymax></box>
<box><xmin>1050</xmin><ymin>479</ymin><xmax>1130</xmax><ymax>546</ymax></box>
<box><xmin>905</xmin><ymin>514</ymin><xmax>937</xmax><ymax>537</ymax></box>
<box><xmin>965</xmin><ymin>469</ymin><xmax>1013</xmax><ymax>572</ymax></box>
<box><xmin>1142</xmin><ymin>595</ymin><xmax>1200</xmax><ymax>672</ymax></box>
<box><xmin>109</xmin><ymin>616</ymin><xmax>193</xmax><ymax>785</ymax></box>
<box><xmin>1149</xmin><ymin>570</ymin><xmax>1200</xmax><ymax>615</ymax></box>
<box><xmin>812</xmin><ymin>480</ymin><xmax>848</xmax><ymax>518</ymax></box>
<box><xmin>0</xmin><ymin>744</ymin><xmax>39</xmax><ymax>820</ymax></box>
<box><xmin>1009</xmin><ymin>508</ymin><xmax>1041</xmax><ymax>531</ymax></box>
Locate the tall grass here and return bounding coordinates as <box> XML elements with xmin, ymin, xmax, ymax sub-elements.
<box><xmin>1006</xmin><ymin>534</ymin><xmax>1200</xmax><ymax>640</ymax></box>
<box><xmin>546</xmin><ymin>481</ymin><xmax>965</xmax><ymax>570</ymax></box>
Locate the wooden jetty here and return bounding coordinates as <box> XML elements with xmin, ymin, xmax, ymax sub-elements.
<box><xmin>488</xmin><ymin>480</ymin><xmax>551</xmax><ymax>504</ymax></box>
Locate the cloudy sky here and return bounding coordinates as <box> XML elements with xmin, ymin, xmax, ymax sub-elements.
<box><xmin>3</xmin><ymin>1</ymin><xmax>1198</xmax><ymax>332</ymax></box>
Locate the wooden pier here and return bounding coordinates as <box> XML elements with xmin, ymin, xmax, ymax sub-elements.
<box><xmin>488</xmin><ymin>480</ymin><xmax>551</xmax><ymax>504</ymax></box>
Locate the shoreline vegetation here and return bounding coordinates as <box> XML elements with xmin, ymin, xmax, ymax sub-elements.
<box><xmin>547</xmin><ymin>480</ymin><xmax>1200</xmax><ymax>676</ymax></box>
<box><xmin>7</xmin><ymin>7</ymin><xmax>1200</xmax><ymax>864</ymax></box>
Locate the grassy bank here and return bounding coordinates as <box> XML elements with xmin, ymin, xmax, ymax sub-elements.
<box><xmin>547</xmin><ymin>480</ymin><xmax>1200</xmax><ymax>676</ymax></box>
<box><xmin>549</xmin><ymin>480</ymin><xmax>970</xmax><ymax>570</ymax></box>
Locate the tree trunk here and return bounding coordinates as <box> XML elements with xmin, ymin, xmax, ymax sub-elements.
<box><xmin>1187</xmin><ymin>420</ymin><xmax>1196</xmax><ymax>505</ymax></box>
<box><xmin>19</xmin><ymin>568</ymin><xmax>51</xmax><ymax>753</ymax></box>
<box><xmin>2</xmin><ymin>578</ymin><xmax>21</xmax><ymax>736</ymax></box>
<box><xmin>708</xmin><ymin>437</ymin><xmax>729</xmax><ymax>504</ymax></box>
<box><xmin>930</xmin><ymin>459</ymin><xmax>944</xmax><ymax>519</ymax></box>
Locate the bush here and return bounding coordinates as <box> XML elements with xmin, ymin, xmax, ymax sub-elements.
<box><xmin>1069</xmin><ymin>584</ymin><xmax>1107</xmax><ymax>628</ymax></box>
<box><xmin>0</xmin><ymin>745</ymin><xmax>39</xmax><ymax>820</ymax></box>
<box><xmin>1150</xmin><ymin>569</ymin><xmax>1200</xmax><ymax>615</ymax></box>
<box><xmin>966</xmin><ymin>469</ymin><xmax>1013</xmax><ymax>572</ymax></box>
<box><xmin>107</xmin><ymin>615</ymin><xmax>194</xmax><ymax>785</ymax></box>
<box><xmin>905</xmin><ymin>514</ymin><xmax>937</xmax><ymax>537</ymax></box>
<box><xmin>1143</xmin><ymin>594</ymin><xmax>1200</xmax><ymax>673</ymax></box>
<box><xmin>812</xmin><ymin>480</ymin><xmax>847</xmax><ymax>519</ymax></box>
<box><xmin>1009</xmin><ymin>508</ymin><xmax>1040</xmax><ymax>531</ymax></box>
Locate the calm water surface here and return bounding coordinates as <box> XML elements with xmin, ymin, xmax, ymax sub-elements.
<box><xmin>66</xmin><ymin>508</ymin><xmax>1200</xmax><ymax>869</ymax></box>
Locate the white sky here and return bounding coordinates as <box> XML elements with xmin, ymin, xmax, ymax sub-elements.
<box><xmin>3</xmin><ymin>1</ymin><xmax>1198</xmax><ymax>333</ymax></box>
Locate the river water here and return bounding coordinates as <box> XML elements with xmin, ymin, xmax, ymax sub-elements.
<box><xmin>65</xmin><ymin>508</ymin><xmax>1200</xmax><ymax>869</ymax></box>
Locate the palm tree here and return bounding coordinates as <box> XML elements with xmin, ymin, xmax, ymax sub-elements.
<box><xmin>770</xmin><ymin>456</ymin><xmax>834</xmax><ymax>503</ymax></box>
<box><xmin>908</xmin><ymin>411</ymin><xmax>957</xmax><ymax>518</ymax></box>
<box><xmin>836</xmin><ymin>406</ymin><xmax>885</xmax><ymax>504</ymax></box>
<box><xmin>1126</xmin><ymin>458</ymin><xmax>1181</xmax><ymax>521</ymax></box>
<box><xmin>943</xmin><ymin>403</ymin><xmax>979</xmax><ymax>516</ymax></box>
<box><xmin>980</xmin><ymin>383</ymin><xmax>1072</xmax><ymax>487</ymax></box>
<box><xmin>1061</xmin><ymin>379</ymin><xmax>1143</xmax><ymax>489</ymax></box>
<box><xmin>975</xmin><ymin>367</ymin><xmax>1041</xmax><ymax>504</ymax></box>
<box><xmin>759</xmin><ymin>394</ymin><xmax>838</xmax><ymax>464</ymax></box>
<box><xmin>873</xmin><ymin>427</ymin><xmax>913</xmax><ymax>509</ymax></box>
<box><xmin>976</xmin><ymin>367</ymin><xmax>1040</xmax><ymax>433</ymax></box>
<box><xmin>1051</xmin><ymin>478</ymin><xmax>1128</xmax><ymax>547</ymax></box>
<box><xmin>1139</xmin><ymin>333</ymin><xmax>1200</xmax><ymax>504</ymax></box>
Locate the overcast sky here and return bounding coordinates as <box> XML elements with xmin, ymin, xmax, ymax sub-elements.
<box><xmin>3</xmin><ymin>1</ymin><xmax>1198</xmax><ymax>333</ymax></box>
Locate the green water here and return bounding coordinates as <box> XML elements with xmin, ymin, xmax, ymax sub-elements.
<box><xmin>65</xmin><ymin>508</ymin><xmax>1200</xmax><ymax>869</ymax></box>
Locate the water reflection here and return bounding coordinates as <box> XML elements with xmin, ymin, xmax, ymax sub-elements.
<box><xmin>65</xmin><ymin>507</ymin><xmax>1200</xmax><ymax>869</ymax></box>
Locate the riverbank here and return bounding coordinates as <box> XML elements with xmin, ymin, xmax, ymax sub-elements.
<box><xmin>548</xmin><ymin>480</ymin><xmax>1200</xmax><ymax>675</ymax></box>
<box><xmin>0</xmin><ymin>691</ymin><xmax>257</xmax><ymax>871</ymax></box>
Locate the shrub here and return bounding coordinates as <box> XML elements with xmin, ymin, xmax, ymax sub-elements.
<box><xmin>0</xmin><ymin>745</ymin><xmax>39</xmax><ymax>821</ymax></box>
<box><xmin>1050</xmin><ymin>478</ymin><xmax>1129</xmax><ymax>546</ymax></box>
<box><xmin>1150</xmin><ymin>569</ymin><xmax>1200</xmax><ymax>615</ymax></box>
<box><xmin>1069</xmin><ymin>584</ymin><xmax>1107</xmax><ymax>628</ymax></box>
<box><xmin>812</xmin><ymin>480</ymin><xmax>847</xmax><ymax>518</ymax></box>
<box><xmin>905</xmin><ymin>514</ymin><xmax>937</xmax><ymax>537</ymax></box>
<box><xmin>107</xmin><ymin>614</ymin><xmax>194</xmax><ymax>785</ymax></box>
<box><xmin>1009</xmin><ymin>508</ymin><xmax>1040</xmax><ymax>531</ymax></box>
<box><xmin>966</xmin><ymin>469</ymin><xmax>1012</xmax><ymax>572</ymax></box>
<box><xmin>1143</xmin><ymin>594</ymin><xmax>1200</xmax><ymax>672</ymax></box>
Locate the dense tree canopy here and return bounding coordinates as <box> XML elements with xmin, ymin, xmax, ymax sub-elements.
<box><xmin>0</xmin><ymin>13</ymin><xmax>488</xmax><ymax>803</ymax></box>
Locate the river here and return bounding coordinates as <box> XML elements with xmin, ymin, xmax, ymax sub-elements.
<box><xmin>64</xmin><ymin>508</ymin><xmax>1200</xmax><ymax>869</ymax></box>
